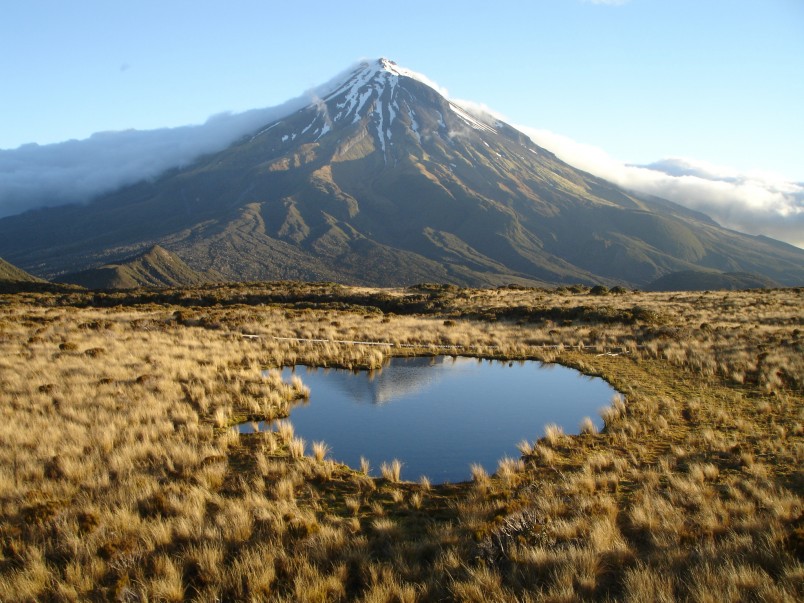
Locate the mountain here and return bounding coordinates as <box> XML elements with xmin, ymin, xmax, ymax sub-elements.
<box><xmin>0</xmin><ymin>257</ymin><xmax>43</xmax><ymax>283</ymax></box>
<box><xmin>646</xmin><ymin>270</ymin><xmax>780</xmax><ymax>292</ymax></box>
<box><xmin>1</xmin><ymin>58</ymin><xmax>803</xmax><ymax>287</ymax></box>
<box><xmin>55</xmin><ymin>245</ymin><xmax>212</xmax><ymax>289</ymax></box>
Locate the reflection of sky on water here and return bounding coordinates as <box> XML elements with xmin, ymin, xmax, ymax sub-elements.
<box><xmin>245</xmin><ymin>356</ymin><xmax>618</xmax><ymax>484</ymax></box>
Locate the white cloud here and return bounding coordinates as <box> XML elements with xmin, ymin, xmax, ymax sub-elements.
<box><xmin>515</xmin><ymin>126</ymin><xmax>804</xmax><ymax>248</ymax></box>
<box><xmin>0</xmin><ymin>62</ymin><xmax>363</xmax><ymax>218</ymax></box>
<box><xmin>0</xmin><ymin>112</ymin><xmax>292</xmax><ymax>218</ymax></box>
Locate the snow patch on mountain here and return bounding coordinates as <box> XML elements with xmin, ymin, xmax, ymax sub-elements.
<box><xmin>249</xmin><ymin>122</ymin><xmax>280</xmax><ymax>142</ymax></box>
<box><xmin>408</xmin><ymin>107</ymin><xmax>421</xmax><ymax>143</ymax></box>
<box><xmin>449</xmin><ymin>102</ymin><xmax>498</xmax><ymax>135</ymax></box>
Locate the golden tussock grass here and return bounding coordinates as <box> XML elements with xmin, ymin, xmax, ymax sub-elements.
<box><xmin>0</xmin><ymin>284</ymin><xmax>801</xmax><ymax>600</ymax></box>
<box><xmin>380</xmin><ymin>459</ymin><xmax>403</xmax><ymax>483</ymax></box>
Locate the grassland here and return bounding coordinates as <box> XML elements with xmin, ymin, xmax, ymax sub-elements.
<box><xmin>0</xmin><ymin>282</ymin><xmax>801</xmax><ymax>601</ymax></box>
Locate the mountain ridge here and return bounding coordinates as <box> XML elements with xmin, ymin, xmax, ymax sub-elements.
<box><xmin>56</xmin><ymin>245</ymin><xmax>214</xmax><ymax>289</ymax></box>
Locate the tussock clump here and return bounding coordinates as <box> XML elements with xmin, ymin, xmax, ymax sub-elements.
<box><xmin>543</xmin><ymin>423</ymin><xmax>565</xmax><ymax>447</ymax></box>
<box><xmin>470</xmin><ymin>463</ymin><xmax>490</xmax><ymax>486</ymax></box>
<box><xmin>579</xmin><ymin>416</ymin><xmax>598</xmax><ymax>435</ymax></box>
<box><xmin>380</xmin><ymin>459</ymin><xmax>402</xmax><ymax>483</ymax></box>
<box><xmin>312</xmin><ymin>440</ymin><xmax>330</xmax><ymax>462</ymax></box>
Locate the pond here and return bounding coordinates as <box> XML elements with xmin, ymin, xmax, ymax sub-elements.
<box><xmin>239</xmin><ymin>356</ymin><xmax>618</xmax><ymax>484</ymax></box>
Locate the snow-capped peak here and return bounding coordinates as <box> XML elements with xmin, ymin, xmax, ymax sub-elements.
<box><xmin>284</xmin><ymin>58</ymin><xmax>501</xmax><ymax>162</ymax></box>
<box><xmin>323</xmin><ymin>58</ymin><xmax>449</xmax><ymax>104</ymax></box>
<box><xmin>374</xmin><ymin>58</ymin><xmax>447</xmax><ymax>93</ymax></box>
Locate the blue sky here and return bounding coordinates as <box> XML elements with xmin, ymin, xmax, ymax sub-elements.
<box><xmin>2</xmin><ymin>0</ymin><xmax>802</xmax><ymax>179</ymax></box>
<box><xmin>1</xmin><ymin>0</ymin><xmax>803</xmax><ymax>244</ymax></box>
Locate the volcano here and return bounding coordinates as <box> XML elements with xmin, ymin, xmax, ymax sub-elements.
<box><xmin>1</xmin><ymin>58</ymin><xmax>802</xmax><ymax>287</ymax></box>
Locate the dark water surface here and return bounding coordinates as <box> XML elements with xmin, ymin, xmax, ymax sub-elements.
<box><xmin>239</xmin><ymin>356</ymin><xmax>618</xmax><ymax>483</ymax></box>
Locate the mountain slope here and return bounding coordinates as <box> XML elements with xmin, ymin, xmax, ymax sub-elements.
<box><xmin>1</xmin><ymin>59</ymin><xmax>803</xmax><ymax>287</ymax></box>
<box><xmin>0</xmin><ymin>257</ymin><xmax>43</xmax><ymax>283</ymax></box>
<box><xmin>56</xmin><ymin>245</ymin><xmax>212</xmax><ymax>289</ymax></box>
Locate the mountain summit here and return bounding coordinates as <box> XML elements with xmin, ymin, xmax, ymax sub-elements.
<box><xmin>1</xmin><ymin>58</ymin><xmax>802</xmax><ymax>287</ymax></box>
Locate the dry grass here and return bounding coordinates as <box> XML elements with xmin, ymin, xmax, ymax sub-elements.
<box><xmin>0</xmin><ymin>283</ymin><xmax>801</xmax><ymax>601</ymax></box>
<box><xmin>579</xmin><ymin>416</ymin><xmax>598</xmax><ymax>435</ymax></box>
<box><xmin>312</xmin><ymin>440</ymin><xmax>331</xmax><ymax>462</ymax></box>
<box><xmin>380</xmin><ymin>459</ymin><xmax>403</xmax><ymax>483</ymax></box>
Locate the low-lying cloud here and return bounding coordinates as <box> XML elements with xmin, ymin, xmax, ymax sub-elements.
<box><xmin>0</xmin><ymin>64</ymin><xmax>362</xmax><ymax>219</ymax></box>
<box><xmin>0</xmin><ymin>110</ymin><xmax>280</xmax><ymax>218</ymax></box>
<box><xmin>516</xmin><ymin>126</ymin><xmax>804</xmax><ymax>248</ymax></box>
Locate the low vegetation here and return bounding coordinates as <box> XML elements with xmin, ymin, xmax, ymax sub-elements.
<box><xmin>0</xmin><ymin>283</ymin><xmax>801</xmax><ymax>601</ymax></box>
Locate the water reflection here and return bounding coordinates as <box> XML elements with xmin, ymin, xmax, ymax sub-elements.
<box><xmin>289</xmin><ymin>356</ymin><xmax>451</xmax><ymax>405</ymax></box>
<box><xmin>243</xmin><ymin>356</ymin><xmax>618</xmax><ymax>484</ymax></box>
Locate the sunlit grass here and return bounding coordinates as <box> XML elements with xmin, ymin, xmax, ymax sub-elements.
<box><xmin>0</xmin><ymin>284</ymin><xmax>800</xmax><ymax>600</ymax></box>
<box><xmin>380</xmin><ymin>459</ymin><xmax>402</xmax><ymax>483</ymax></box>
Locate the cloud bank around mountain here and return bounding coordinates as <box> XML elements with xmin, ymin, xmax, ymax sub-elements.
<box><xmin>516</xmin><ymin>126</ymin><xmax>804</xmax><ymax>248</ymax></box>
<box><xmin>1</xmin><ymin>68</ymin><xmax>801</xmax><ymax>249</ymax></box>
<box><xmin>0</xmin><ymin>63</ymin><xmax>363</xmax><ymax>219</ymax></box>
<box><xmin>0</xmin><ymin>110</ymin><xmax>307</xmax><ymax>220</ymax></box>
